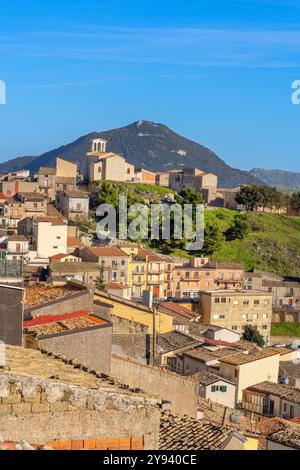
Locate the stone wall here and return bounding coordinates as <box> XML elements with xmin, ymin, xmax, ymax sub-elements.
<box><xmin>94</xmin><ymin>305</ymin><xmax>149</xmax><ymax>334</ymax></box>
<box><xmin>0</xmin><ymin>372</ymin><xmax>160</xmax><ymax>449</ymax></box>
<box><xmin>27</xmin><ymin>323</ymin><xmax>113</xmax><ymax>374</ymax></box>
<box><xmin>111</xmin><ymin>354</ymin><xmax>199</xmax><ymax>418</ymax></box>
<box><xmin>25</xmin><ymin>290</ymin><xmax>94</xmax><ymax>320</ymax></box>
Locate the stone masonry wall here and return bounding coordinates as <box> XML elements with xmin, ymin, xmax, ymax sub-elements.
<box><xmin>25</xmin><ymin>291</ymin><xmax>94</xmax><ymax>319</ymax></box>
<box><xmin>111</xmin><ymin>354</ymin><xmax>199</xmax><ymax>418</ymax></box>
<box><xmin>0</xmin><ymin>372</ymin><xmax>160</xmax><ymax>449</ymax></box>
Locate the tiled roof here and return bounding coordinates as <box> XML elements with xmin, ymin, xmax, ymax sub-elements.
<box><xmin>16</xmin><ymin>192</ymin><xmax>46</xmax><ymax>202</ymax></box>
<box><xmin>156</xmin><ymin>331</ymin><xmax>199</xmax><ymax>353</ymax></box>
<box><xmin>24</xmin><ymin>312</ymin><xmax>108</xmax><ymax>337</ymax></box>
<box><xmin>159</xmin><ymin>302</ymin><xmax>198</xmax><ymax>320</ymax></box>
<box><xmin>67</xmin><ymin>237</ymin><xmax>85</xmax><ymax>248</ymax></box>
<box><xmin>36</xmin><ymin>216</ymin><xmax>66</xmax><ymax>226</ymax></box>
<box><xmin>24</xmin><ymin>284</ymin><xmax>82</xmax><ymax>308</ymax></box>
<box><xmin>137</xmin><ymin>248</ymin><xmax>164</xmax><ymax>262</ymax></box>
<box><xmin>268</xmin><ymin>429</ymin><xmax>300</xmax><ymax>449</ymax></box>
<box><xmin>47</xmin><ymin>204</ymin><xmax>64</xmax><ymax>218</ymax></box>
<box><xmin>62</xmin><ymin>190</ymin><xmax>89</xmax><ymax>198</ymax></box>
<box><xmin>106</xmin><ymin>282</ymin><xmax>130</xmax><ymax>290</ymax></box>
<box><xmin>192</xmin><ymin>370</ymin><xmax>235</xmax><ymax>386</ymax></box>
<box><xmin>50</xmin><ymin>261</ymin><xmax>100</xmax><ymax>272</ymax></box>
<box><xmin>49</xmin><ymin>253</ymin><xmax>69</xmax><ymax>260</ymax></box>
<box><xmin>7</xmin><ymin>235</ymin><xmax>28</xmax><ymax>242</ymax></box>
<box><xmin>2</xmin><ymin>346</ymin><xmax>148</xmax><ymax>397</ymax></box>
<box><xmin>247</xmin><ymin>381</ymin><xmax>300</xmax><ymax>403</ymax></box>
<box><xmin>86</xmin><ymin>246</ymin><xmax>129</xmax><ymax>257</ymax></box>
<box><xmin>220</xmin><ymin>350</ymin><xmax>279</xmax><ymax>366</ymax></box>
<box><xmin>183</xmin><ymin>346</ymin><xmax>241</xmax><ymax>363</ymax></box>
<box><xmin>159</xmin><ymin>412</ymin><xmax>245</xmax><ymax>450</ymax></box>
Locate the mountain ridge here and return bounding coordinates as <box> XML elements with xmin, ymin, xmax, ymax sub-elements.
<box><xmin>250</xmin><ymin>168</ymin><xmax>300</xmax><ymax>189</ymax></box>
<box><xmin>0</xmin><ymin>120</ymin><xmax>263</xmax><ymax>188</ymax></box>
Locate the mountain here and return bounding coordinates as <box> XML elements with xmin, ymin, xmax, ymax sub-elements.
<box><xmin>250</xmin><ymin>168</ymin><xmax>300</xmax><ymax>190</ymax></box>
<box><xmin>0</xmin><ymin>155</ymin><xmax>38</xmax><ymax>174</ymax></box>
<box><xmin>0</xmin><ymin>121</ymin><xmax>263</xmax><ymax>187</ymax></box>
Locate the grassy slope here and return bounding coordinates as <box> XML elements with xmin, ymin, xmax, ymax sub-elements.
<box><xmin>271</xmin><ymin>323</ymin><xmax>300</xmax><ymax>337</ymax></box>
<box><xmin>208</xmin><ymin>210</ymin><xmax>300</xmax><ymax>276</ymax></box>
<box><xmin>152</xmin><ymin>208</ymin><xmax>300</xmax><ymax>276</ymax></box>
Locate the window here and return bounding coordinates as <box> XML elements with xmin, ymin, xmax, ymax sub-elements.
<box><xmin>234</xmin><ymin>370</ymin><xmax>238</xmax><ymax>378</ymax></box>
<box><xmin>243</xmin><ymin>300</ymin><xmax>249</xmax><ymax>306</ymax></box>
<box><xmin>98</xmin><ymin>167</ymin><xmax>101</xmax><ymax>173</ymax></box>
<box><xmin>233</xmin><ymin>300</ymin><xmax>239</xmax><ymax>305</ymax></box>
<box><xmin>262</xmin><ymin>325</ymin><xmax>268</xmax><ymax>330</ymax></box>
<box><xmin>221</xmin><ymin>298</ymin><xmax>226</xmax><ymax>303</ymax></box>
<box><xmin>185</xmin><ymin>272</ymin><xmax>190</xmax><ymax>279</ymax></box>
<box><xmin>127</xmin><ymin>168</ymin><xmax>131</xmax><ymax>174</ymax></box>
<box><xmin>232</xmin><ymin>326</ymin><xmax>238</xmax><ymax>331</ymax></box>
<box><xmin>243</xmin><ymin>314</ymin><xmax>248</xmax><ymax>319</ymax></box>
<box><xmin>254</xmin><ymin>300</ymin><xmax>260</xmax><ymax>305</ymax></box>
<box><xmin>56</xmin><ymin>236</ymin><xmax>61</xmax><ymax>240</ymax></box>
<box><xmin>214</xmin><ymin>298</ymin><xmax>220</xmax><ymax>303</ymax></box>
<box><xmin>264</xmin><ymin>300</ymin><xmax>270</xmax><ymax>305</ymax></box>
<box><xmin>220</xmin><ymin>386</ymin><xmax>227</xmax><ymax>393</ymax></box>
<box><xmin>253</xmin><ymin>314</ymin><xmax>258</xmax><ymax>319</ymax></box>
<box><xmin>121</xmin><ymin>260</ymin><xmax>125</xmax><ymax>266</ymax></box>
<box><xmin>220</xmin><ymin>315</ymin><xmax>225</xmax><ymax>319</ymax></box>
<box><xmin>213</xmin><ymin>314</ymin><xmax>219</xmax><ymax>320</ymax></box>
<box><xmin>211</xmin><ymin>386</ymin><xmax>217</xmax><ymax>393</ymax></box>
<box><xmin>263</xmin><ymin>314</ymin><xmax>268</xmax><ymax>319</ymax></box>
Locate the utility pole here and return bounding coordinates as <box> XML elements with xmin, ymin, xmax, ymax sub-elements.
<box><xmin>152</xmin><ymin>306</ymin><xmax>157</xmax><ymax>366</ymax></box>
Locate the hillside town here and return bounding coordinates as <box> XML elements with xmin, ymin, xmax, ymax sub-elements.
<box><xmin>0</xmin><ymin>138</ymin><xmax>299</xmax><ymax>451</ymax></box>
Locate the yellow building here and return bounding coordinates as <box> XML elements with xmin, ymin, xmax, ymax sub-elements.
<box><xmin>94</xmin><ymin>290</ymin><xmax>173</xmax><ymax>334</ymax></box>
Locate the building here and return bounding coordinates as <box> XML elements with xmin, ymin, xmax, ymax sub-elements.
<box><xmin>203</xmin><ymin>326</ymin><xmax>241</xmax><ymax>344</ymax></box>
<box><xmin>170</xmin><ymin>345</ymin><xmax>243</xmax><ymax>376</ymax></box>
<box><xmin>31</xmin><ymin>216</ymin><xmax>68</xmax><ymax>259</ymax></box>
<box><xmin>137</xmin><ymin>248</ymin><xmax>165</xmax><ymax>299</ymax></box>
<box><xmin>24</xmin><ymin>311</ymin><xmax>112</xmax><ymax>374</ymax></box>
<box><xmin>14</xmin><ymin>192</ymin><xmax>47</xmax><ymax>217</ymax></box>
<box><xmin>219</xmin><ymin>350</ymin><xmax>281</xmax><ymax>402</ymax></box>
<box><xmin>0</xmin><ymin>235</ymin><xmax>29</xmax><ymax>262</ymax></box>
<box><xmin>167</xmin><ymin>262</ymin><xmax>244</xmax><ymax>299</ymax></box>
<box><xmin>49</xmin><ymin>253</ymin><xmax>81</xmax><ymax>263</ymax></box>
<box><xmin>94</xmin><ymin>290</ymin><xmax>173</xmax><ymax>334</ymax></box>
<box><xmin>199</xmin><ymin>290</ymin><xmax>273</xmax><ymax>346</ymax></box>
<box><xmin>0</xmin><ymin>346</ymin><xmax>160</xmax><ymax>449</ymax></box>
<box><xmin>159</xmin><ymin>412</ymin><xmax>247</xmax><ymax>450</ymax></box>
<box><xmin>168</xmin><ymin>168</ymin><xmax>218</xmax><ymax>203</ymax></box>
<box><xmin>0</xmin><ymin>179</ymin><xmax>39</xmax><ymax>198</ymax></box>
<box><xmin>242</xmin><ymin>381</ymin><xmax>300</xmax><ymax>420</ymax></box>
<box><xmin>24</xmin><ymin>283</ymin><xmax>94</xmax><ymax>320</ymax></box>
<box><xmin>105</xmin><ymin>282</ymin><xmax>132</xmax><ymax>300</ymax></box>
<box><xmin>56</xmin><ymin>190</ymin><xmax>89</xmax><ymax>224</ymax></box>
<box><xmin>49</xmin><ymin>261</ymin><xmax>101</xmax><ymax>285</ymax></box>
<box><xmin>80</xmin><ymin>246</ymin><xmax>130</xmax><ymax>285</ymax></box>
<box><xmin>87</xmin><ymin>138</ymin><xmax>136</xmax><ymax>183</ymax></box>
<box><xmin>38</xmin><ymin>157</ymin><xmax>77</xmax><ymax>200</ymax></box>
<box><xmin>193</xmin><ymin>370</ymin><xmax>236</xmax><ymax>408</ymax></box>
<box><xmin>0</xmin><ymin>283</ymin><xmax>24</xmax><ymax>346</ymax></box>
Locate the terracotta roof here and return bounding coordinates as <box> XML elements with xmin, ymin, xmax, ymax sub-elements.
<box><xmin>50</xmin><ymin>253</ymin><xmax>72</xmax><ymax>260</ymax></box>
<box><xmin>16</xmin><ymin>192</ymin><xmax>46</xmax><ymax>202</ymax></box>
<box><xmin>24</xmin><ymin>311</ymin><xmax>108</xmax><ymax>337</ymax></box>
<box><xmin>159</xmin><ymin>412</ymin><xmax>245</xmax><ymax>450</ymax></box>
<box><xmin>36</xmin><ymin>216</ymin><xmax>66</xmax><ymax>226</ymax></box>
<box><xmin>192</xmin><ymin>370</ymin><xmax>235</xmax><ymax>386</ymax></box>
<box><xmin>220</xmin><ymin>350</ymin><xmax>280</xmax><ymax>366</ymax></box>
<box><xmin>159</xmin><ymin>301</ymin><xmax>198</xmax><ymax>320</ymax></box>
<box><xmin>67</xmin><ymin>237</ymin><xmax>85</xmax><ymax>248</ymax></box>
<box><xmin>247</xmin><ymin>381</ymin><xmax>300</xmax><ymax>403</ymax></box>
<box><xmin>137</xmin><ymin>248</ymin><xmax>164</xmax><ymax>262</ymax></box>
<box><xmin>268</xmin><ymin>428</ymin><xmax>300</xmax><ymax>449</ymax></box>
<box><xmin>183</xmin><ymin>346</ymin><xmax>241</xmax><ymax>363</ymax></box>
<box><xmin>106</xmin><ymin>282</ymin><xmax>130</xmax><ymax>290</ymax></box>
<box><xmin>47</xmin><ymin>204</ymin><xmax>64</xmax><ymax>218</ymax></box>
<box><xmin>85</xmin><ymin>246</ymin><xmax>129</xmax><ymax>257</ymax></box>
<box><xmin>24</xmin><ymin>284</ymin><xmax>82</xmax><ymax>308</ymax></box>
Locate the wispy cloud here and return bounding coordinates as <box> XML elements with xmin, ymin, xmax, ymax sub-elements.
<box><xmin>1</xmin><ymin>26</ymin><xmax>300</xmax><ymax>68</ymax></box>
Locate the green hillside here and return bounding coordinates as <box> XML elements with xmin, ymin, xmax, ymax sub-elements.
<box><xmin>155</xmin><ymin>209</ymin><xmax>300</xmax><ymax>276</ymax></box>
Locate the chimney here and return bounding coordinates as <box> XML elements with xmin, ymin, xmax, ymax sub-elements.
<box><xmin>221</xmin><ymin>407</ymin><xmax>229</xmax><ymax>427</ymax></box>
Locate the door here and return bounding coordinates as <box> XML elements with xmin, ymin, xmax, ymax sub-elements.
<box><xmin>269</xmin><ymin>400</ymin><xmax>274</xmax><ymax>415</ymax></box>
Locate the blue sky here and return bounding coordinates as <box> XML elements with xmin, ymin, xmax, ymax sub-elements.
<box><xmin>1</xmin><ymin>0</ymin><xmax>300</xmax><ymax>171</ymax></box>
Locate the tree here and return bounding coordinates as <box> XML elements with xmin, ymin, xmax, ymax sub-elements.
<box><xmin>242</xmin><ymin>325</ymin><xmax>265</xmax><ymax>347</ymax></box>
<box><xmin>178</xmin><ymin>188</ymin><xmax>204</xmax><ymax>205</ymax></box>
<box><xmin>225</xmin><ymin>214</ymin><xmax>249</xmax><ymax>241</ymax></box>
<box><xmin>95</xmin><ymin>266</ymin><xmax>106</xmax><ymax>291</ymax></box>
<box><xmin>290</xmin><ymin>192</ymin><xmax>300</xmax><ymax>213</ymax></box>
<box><xmin>235</xmin><ymin>185</ymin><xmax>262</xmax><ymax>211</ymax></box>
<box><xmin>201</xmin><ymin>222</ymin><xmax>224</xmax><ymax>255</ymax></box>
